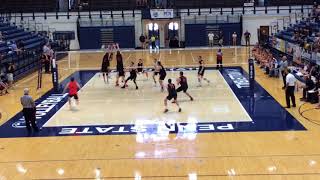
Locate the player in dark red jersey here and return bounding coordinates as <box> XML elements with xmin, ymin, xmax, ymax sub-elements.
<box><xmin>158</xmin><ymin>61</ymin><xmax>167</xmax><ymax>92</ymax></box>
<box><xmin>197</xmin><ymin>56</ymin><xmax>210</xmax><ymax>87</ymax></box>
<box><xmin>137</xmin><ymin>59</ymin><xmax>148</xmax><ymax>79</ymax></box>
<box><xmin>115</xmin><ymin>44</ymin><xmax>125</xmax><ymax>87</ymax></box>
<box><xmin>164</xmin><ymin>79</ymin><xmax>181</xmax><ymax>113</ymax></box>
<box><xmin>122</xmin><ymin>61</ymin><xmax>138</xmax><ymax>90</ymax></box>
<box><xmin>177</xmin><ymin>71</ymin><xmax>194</xmax><ymax>101</ymax></box>
<box><xmin>101</xmin><ymin>47</ymin><xmax>112</xmax><ymax>83</ymax></box>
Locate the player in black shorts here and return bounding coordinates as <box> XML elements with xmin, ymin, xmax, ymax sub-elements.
<box><xmin>101</xmin><ymin>51</ymin><xmax>112</xmax><ymax>83</ymax></box>
<box><xmin>164</xmin><ymin>79</ymin><xmax>181</xmax><ymax>113</ymax></box>
<box><xmin>137</xmin><ymin>59</ymin><xmax>148</xmax><ymax>79</ymax></box>
<box><xmin>197</xmin><ymin>56</ymin><xmax>210</xmax><ymax>87</ymax></box>
<box><xmin>177</xmin><ymin>71</ymin><xmax>194</xmax><ymax>101</ymax></box>
<box><xmin>122</xmin><ymin>61</ymin><xmax>138</xmax><ymax>90</ymax></box>
<box><xmin>158</xmin><ymin>61</ymin><xmax>167</xmax><ymax>92</ymax></box>
<box><xmin>115</xmin><ymin>49</ymin><xmax>125</xmax><ymax>87</ymax></box>
<box><xmin>152</xmin><ymin>58</ymin><xmax>160</xmax><ymax>85</ymax></box>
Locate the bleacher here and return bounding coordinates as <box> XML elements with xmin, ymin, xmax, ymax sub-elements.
<box><xmin>0</xmin><ymin>0</ymin><xmax>56</xmax><ymax>12</ymax></box>
<box><xmin>266</xmin><ymin>0</ymin><xmax>314</xmax><ymax>6</ymax></box>
<box><xmin>0</xmin><ymin>20</ymin><xmax>46</xmax><ymax>80</ymax></box>
<box><xmin>276</xmin><ymin>20</ymin><xmax>320</xmax><ymax>45</ymax></box>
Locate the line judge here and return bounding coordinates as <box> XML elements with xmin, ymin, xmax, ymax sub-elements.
<box><xmin>20</xmin><ymin>88</ymin><xmax>39</xmax><ymax>132</ymax></box>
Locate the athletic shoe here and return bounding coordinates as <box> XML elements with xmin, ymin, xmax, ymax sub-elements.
<box><xmin>178</xmin><ymin>108</ymin><xmax>182</xmax><ymax>112</ymax></box>
<box><xmin>136</xmin><ymin>86</ymin><xmax>139</xmax><ymax>90</ymax></box>
<box><xmin>164</xmin><ymin>109</ymin><xmax>169</xmax><ymax>113</ymax></box>
<box><xmin>121</xmin><ymin>86</ymin><xmax>126</xmax><ymax>89</ymax></box>
<box><xmin>190</xmin><ymin>97</ymin><xmax>194</xmax><ymax>101</ymax></box>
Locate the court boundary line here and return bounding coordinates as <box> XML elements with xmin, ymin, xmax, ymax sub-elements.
<box><xmin>32</xmin><ymin>173</ymin><xmax>320</xmax><ymax>180</ymax></box>
<box><xmin>2</xmin><ymin>153</ymin><xmax>320</xmax><ymax>164</ymax></box>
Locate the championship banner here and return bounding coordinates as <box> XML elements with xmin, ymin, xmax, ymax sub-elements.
<box><xmin>150</xmin><ymin>9</ymin><xmax>174</xmax><ymax>19</ymax></box>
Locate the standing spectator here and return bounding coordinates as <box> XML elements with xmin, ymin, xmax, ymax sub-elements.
<box><xmin>216</xmin><ymin>49</ymin><xmax>223</xmax><ymax>69</ymax></box>
<box><xmin>20</xmin><ymin>88</ymin><xmax>39</xmax><ymax>132</ymax></box>
<box><xmin>139</xmin><ymin>34</ymin><xmax>146</xmax><ymax>49</ymax></box>
<box><xmin>244</xmin><ymin>30</ymin><xmax>251</xmax><ymax>46</ymax></box>
<box><xmin>43</xmin><ymin>43</ymin><xmax>51</xmax><ymax>57</ymax></box>
<box><xmin>151</xmin><ymin>35</ymin><xmax>156</xmax><ymax>49</ymax></box>
<box><xmin>285</xmin><ymin>69</ymin><xmax>297</xmax><ymax>108</ymax></box>
<box><xmin>279</xmin><ymin>56</ymin><xmax>288</xmax><ymax>89</ymax></box>
<box><xmin>208</xmin><ymin>32</ymin><xmax>214</xmax><ymax>47</ymax></box>
<box><xmin>218</xmin><ymin>30</ymin><xmax>224</xmax><ymax>47</ymax></box>
<box><xmin>42</xmin><ymin>54</ymin><xmax>51</xmax><ymax>73</ymax></box>
<box><xmin>232</xmin><ymin>32</ymin><xmax>237</xmax><ymax>46</ymax></box>
<box><xmin>6</xmin><ymin>62</ymin><xmax>15</xmax><ymax>89</ymax></box>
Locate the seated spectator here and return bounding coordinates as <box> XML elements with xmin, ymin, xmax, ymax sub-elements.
<box><xmin>17</xmin><ymin>41</ymin><xmax>25</xmax><ymax>51</ymax></box>
<box><xmin>0</xmin><ymin>32</ymin><xmax>3</xmax><ymax>42</ymax></box>
<box><xmin>6</xmin><ymin>62</ymin><xmax>15</xmax><ymax>89</ymax></box>
<box><xmin>300</xmin><ymin>75</ymin><xmax>315</xmax><ymax>101</ymax></box>
<box><xmin>0</xmin><ymin>80</ymin><xmax>8</xmax><ymax>95</ymax></box>
<box><xmin>0</xmin><ymin>72</ymin><xmax>9</xmax><ymax>95</ymax></box>
<box><xmin>8</xmin><ymin>41</ymin><xmax>23</xmax><ymax>55</ymax></box>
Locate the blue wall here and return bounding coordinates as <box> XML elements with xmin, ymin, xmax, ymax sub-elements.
<box><xmin>185</xmin><ymin>23</ymin><xmax>241</xmax><ymax>47</ymax></box>
<box><xmin>79</xmin><ymin>26</ymin><xmax>135</xmax><ymax>49</ymax></box>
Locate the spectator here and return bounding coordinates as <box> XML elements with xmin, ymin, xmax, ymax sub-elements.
<box><xmin>279</xmin><ymin>56</ymin><xmax>288</xmax><ymax>89</ymax></box>
<box><xmin>208</xmin><ymin>32</ymin><xmax>214</xmax><ymax>47</ymax></box>
<box><xmin>150</xmin><ymin>35</ymin><xmax>156</xmax><ymax>49</ymax></box>
<box><xmin>42</xmin><ymin>54</ymin><xmax>51</xmax><ymax>73</ymax></box>
<box><xmin>139</xmin><ymin>34</ymin><xmax>146</xmax><ymax>49</ymax></box>
<box><xmin>6</xmin><ymin>62</ymin><xmax>15</xmax><ymax>89</ymax></box>
<box><xmin>0</xmin><ymin>79</ymin><xmax>8</xmax><ymax>95</ymax></box>
<box><xmin>232</xmin><ymin>32</ymin><xmax>237</xmax><ymax>46</ymax></box>
<box><xmin>218</xmin><ymin>30</ymin><xmax>223</xmax><ymax>47</ymax></box>
<box><xmin>244</xmin><ymin>30</ymin><xmax>251</xmax><ymax>46</ymax></box>
<box><xmin>300</xmin><ymin>75</ymin><xmax>315</xmax><ymax>101</ymax></box>
<box><xmin>0</xmin><ymin>32</ymin><xmax>3</xmax><ymax>42</ymax></box>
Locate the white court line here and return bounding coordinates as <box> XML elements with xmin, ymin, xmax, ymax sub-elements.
<box><xmin>42</xmin><ymin>73</ymin><xmax>99</xmax><ymax>127</ymax></box>
<box><xmin>190</xmin><ymin>52</ymin><xmax>196</xmax><ymax>63</ymax></box>
<box><xmin>217</xmin><ymin>71</ymin><xmax>253</xmax><ymax>122</ymax></box>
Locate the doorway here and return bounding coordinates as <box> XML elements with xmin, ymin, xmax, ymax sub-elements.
<box><xmin>143</xmin><ymin>19</ymin><xmax>180</xmax><ymax>48</ymax></box>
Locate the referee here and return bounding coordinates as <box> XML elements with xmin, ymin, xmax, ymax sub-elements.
<box><xmin>285</xmin><ymin>69</ymin><xmax>297</xmax><ymax>108</ymax></box>
<box><xmin>20</xmin><ymin>88</ymin><xmax>39</xmax><ymax>132</ymax></box>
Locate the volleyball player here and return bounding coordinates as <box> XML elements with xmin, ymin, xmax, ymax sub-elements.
<box><xmin>122</xmin><ymin>61</ymin><xmax>139</xmax><ymax>90</ymax></box>
<box><xmin>101</xmin><ymin>50</ymin><xmax>111</xmax><ymax>83</ymax></box>
<box><xmin>197</xmin><ymin>56</ymin><xmax>210</xmax><ymax>87</ymax></box>
<box><xmin>152</xmin><ymin>58</ymin><xmax>160</xmax><ymax>85</ymax></box>
<box><xmin>115</xmin><ymin>46</ymin><xmax>125</xmax><ymax>87</ymax></box>
<box><xmin>158</xmin><ymin>61</ymin><xmax>167</xmax><ymax>92</ymax></box>
<box><xmin>164</xmin><ymin>79</ymin><xmax>181</xmax><ymax>113</ymax></box>
<box><xmin>137</xmin><ymin>59</ymin><xmax>148</xmax><ymax>79</ymax></box>
<box><xmin>177</xmin><ymin>71</ymin><xmax>194</xmax><ymax>101</ymax></box>
<box><xmin>63</xmin><ymin>77</ymin><xmax>81</xmax><ymax>107</ymax></box>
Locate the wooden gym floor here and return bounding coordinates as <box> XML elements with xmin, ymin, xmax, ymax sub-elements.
<box><xmin>0</xmin><ymin>47</ymin><xmax>320</xmax><ymax>179</ymax></box>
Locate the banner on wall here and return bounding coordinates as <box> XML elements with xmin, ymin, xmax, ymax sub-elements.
<box><xmin>150</xmin><ymin>9</ymin><xmax>174</xmax><ymax>19</ymax></box>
